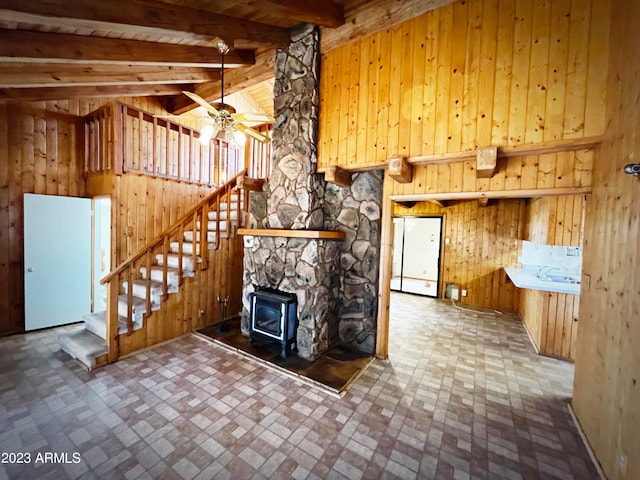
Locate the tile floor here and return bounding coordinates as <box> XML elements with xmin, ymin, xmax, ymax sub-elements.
<box><xmin>0</xmin><ymin>293</ymin><xmax>599</xmax><ymax>479</ymax></box>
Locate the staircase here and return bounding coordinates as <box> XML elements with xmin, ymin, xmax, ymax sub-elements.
<box><xmin>59</xmin><ymin>179</ymin><xmax>247</xmax><ymax>370</ymax></box>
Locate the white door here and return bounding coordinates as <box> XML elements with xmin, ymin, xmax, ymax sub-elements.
<box><xmin>24</xmin><ymin>194</ymin><xmax>92</xmax><ymax>331</ymax></box>
<box><xmin>93</xmin><ymin>197</ymin><xmax>111</xmax><ymax>312</ymax></box>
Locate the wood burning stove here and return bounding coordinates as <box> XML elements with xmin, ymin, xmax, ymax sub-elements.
<box><xmin>249</xmin><ymin>288</ymin><xmax>298</xmax><ymax>358</ymax></box>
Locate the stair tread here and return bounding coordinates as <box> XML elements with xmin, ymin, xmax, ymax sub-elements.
<box><xmin>183</xmin><ymin>231</ymin><xmax>227</xmax><ymax>241</ymax></box>
<box><xmin>155</xmin><ymin>253</ymin><xmax>201</xmax><ymax>264</ymax></box>
<box><xmin>117</xmin><ymin>294</ymin><xmax>148</xmax><ymax>307</ymax></box>
<box><xmin>124</xmin><ymin>279</ymin><xmax>165</xmax><ymax>292</ymax></box>
<box><xmin>83</xmin><ymin>310</ymin><xmax>141</xmax><ymax>337</ymax></box>
<box><xmin>143</xmin><ymin>264</ymin><xmax>195</xmax><ymax>279</ymax></box>
<box><xmin>59</xmin><ymin>328</ymin><xmax>107</xmax><ymax>359</ymax></box>
<box><xmin>207</xmin><ymin>210</ymin><xmax>242</xmax><ymax>220</ymax></box>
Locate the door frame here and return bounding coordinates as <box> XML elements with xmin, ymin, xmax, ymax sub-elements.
<box><xmin>391</xmin><ymin>215</ymin><xmax>444</xmax><ymax>297</ymax></box>
<box><xmin>375</xmin><ymin>188</ymin><xmax>591</xmax><ymax>359</ymax></box>
<box><xmin>92</xmin><ymin>195</ymin><xmax>112</xmax><ymax>313</ymax></box>
<box><xmin>23</xmin><ymin>193</ymin><xmax>92</xmax><ymax>331</ymax></box>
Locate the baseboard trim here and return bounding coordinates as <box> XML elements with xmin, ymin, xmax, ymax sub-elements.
<box><xmin>567</xmin><ymin>403</ymin><xmax>606</xmax><ymax>480</ymax></box>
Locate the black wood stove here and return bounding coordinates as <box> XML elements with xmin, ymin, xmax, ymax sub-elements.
<box><xmin>249</xmin><ymin>288</ymin><xmax>298</xmax><ymax>358</ymax></box>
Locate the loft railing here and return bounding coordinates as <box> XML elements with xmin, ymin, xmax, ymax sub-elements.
<box><xmin>83</xmin><ymin>102</ymin><xmax>242</xmax><ymax>186</ymax></box>
<box><xmin>100</xmin><ymin>170</ymin><xmax>247</xmax><ymax>363</ymax></box>
<box><xmin>246</xmin><ymin>124</ymin><xmax>273</xmax><ymax>179</ymax></box>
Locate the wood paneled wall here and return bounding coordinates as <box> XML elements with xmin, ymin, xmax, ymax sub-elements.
<box><xmin>318</xmin><ymin>0</ymin><xmax>609</xmax><ymax>168</ymax></box>
<box><xmin>0</xmin><ymin>101</ymin><xmax>85</xmax><ymax>335</ymax></box>
<box><xmin>86</xmin><ymin>170</ymin><xmax>245</xmax><ymax>356</ymax></box>
<box><xmin>519</xmin><ymin>195</ymin><xmax>584</xmax><ymax>361</ymax></box>
<box><xmin>389</xmin><ymin>150</ymin><xmax>593</xmax><ymax>196</ymax></box>
<box><xmin>0</xmin><ymin>96</ymin><xmax>226</xmax><ymax>337</ymax></box>
<box><xmin>573</xmin><ymin>1</ymin><xmax>640</xmax><ymax>478</ymax></box>
<box><xmin>442</xmin><ymin>199</ymin><xmax>525</xmax><ymax>312</ymax></box>
<box><xmin>392</xmin><ymin>200</ymin><xmax>442</xmax><ymax>216</ymax></box>
<box><xmin>392</xmin><ymin>199</ymin><xmax>525</xmax><ymax>313</ymax></box>
<box><xmin>87</xmin><ymin>173</ymin><xmax>214</xmax><ymax>264</ymax></box>
<box><xmin>117</xmin><ymin>234</ymin><xmax>244</xmax><ymax>357</ymax></box>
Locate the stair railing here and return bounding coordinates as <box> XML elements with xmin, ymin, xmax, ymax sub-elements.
<box><xmin>100</xmin><ymin>169</ymin><xmax>248</xmax><ymax>363</ymax></box>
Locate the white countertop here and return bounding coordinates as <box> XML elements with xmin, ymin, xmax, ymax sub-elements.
<box><xmin>504</xmin><ymin>267</ymin><xmax>581</xmax><ymax>295</ymax></box>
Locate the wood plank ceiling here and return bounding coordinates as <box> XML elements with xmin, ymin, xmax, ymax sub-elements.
<box><xmin>0</xmin><ymin>0</ymin><xmax>345</xmax><ymax>114</ymax></box>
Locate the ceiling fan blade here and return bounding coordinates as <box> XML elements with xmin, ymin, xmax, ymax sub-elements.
<box><xmin>235</xmin><ymin>123</ymin><xmax>270</xmax><ymax>143</ymax></box>
<box><xmin>182</xmin><ymin>91</ymin><xmax>221</xmax><ymax>117</ymax></box>
<box><xmin>233</xmin><ymin>112</ymin><xmax>275</xmax><ymax>124</ymax></box>
<box><xmin>153</xmin><ymin>114</ymin><xmax>190</xmax><ymax>119</ymax></box>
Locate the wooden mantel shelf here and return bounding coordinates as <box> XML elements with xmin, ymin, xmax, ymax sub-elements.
<box><xmin>237</xmin><ymin>228</ymin><xmax>345</xmax><ymax>240</ymax></box>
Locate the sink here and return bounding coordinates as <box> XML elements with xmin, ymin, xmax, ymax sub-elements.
<box><xmin>537</xmin><ymin>273</ymin><xmax>580</xmax><ymax>284</ymax></box>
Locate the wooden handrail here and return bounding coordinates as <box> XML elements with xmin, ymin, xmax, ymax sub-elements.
<box><xmin>100</xmin><ymin>169</ymin><xmax>246</xmax><ymax>285</ymax></box>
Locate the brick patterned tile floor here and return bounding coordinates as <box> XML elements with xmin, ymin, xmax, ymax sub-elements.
<box><xmin>0</xmin><ymin>293</ymin><xmax>599</xmax><ymax>479</ymax></box>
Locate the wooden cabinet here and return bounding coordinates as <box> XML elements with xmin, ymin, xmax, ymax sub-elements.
<box><xmin>520</xmin><ymin>288</ymin><xmax>580</xmax><ymax>361</ymax></box>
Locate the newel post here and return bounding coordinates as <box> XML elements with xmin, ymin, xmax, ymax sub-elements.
<box><xmin>106</xmin><ymin>279</ymin><xmax>120</xmax><ymax>363</ymax></box>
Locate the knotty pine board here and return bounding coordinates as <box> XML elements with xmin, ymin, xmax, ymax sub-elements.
<box><xmin>519</xmin><ymin>195</ymin><xmax>585</xmax><ymax>361</ymax></box>
<box><xmin>0</xmin><ymin>97</ymin><xmax>222</xmax><ymax>336</ymax></box>
<box><xmin>387</xmin><ymin>149</ymin><xmax>594</xmax><ymax>196</ymax></box>
<box><xmin>572</xmin><ymin>1</ymin><xmax>640</xmax><ymax>478</ymax></box>
<box><xmin>318</xmin><ymin>0</ymin><xmax>609</xmax><ymax>170</ymax></box>
<box><xmin>391</xmin><ymin>198</ymin><xmax>525</xmax><ymax>313</ymax></box>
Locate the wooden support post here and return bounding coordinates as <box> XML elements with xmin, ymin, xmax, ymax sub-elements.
<box><xmin>112</xmin><ymin>104</ymin><xmax>124</xmax><ymax>175</ymax></box>
<box><xmin>388</xmin><ymin>156</ymin><xmax>413</xmax><ymax>183</ymax></box>
<box><xmin>476</xmin><ymin>146</ymin><xmax>497</xmax><ymax>178</ymax></box>
<box><xmin>376</xmin><ymin>193</ymin><xmax>394</xmax><ymax>359</ymax></box>
<box><xmin>324</xmin><ymin>165</ymin><xmax>352</xmax><ymax>186</ymax></box>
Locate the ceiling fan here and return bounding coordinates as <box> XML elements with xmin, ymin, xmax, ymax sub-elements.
<box><xmin>183</xmin><ymin>41</ymin><xmax>273</xmax><ymax>145</ymax></box>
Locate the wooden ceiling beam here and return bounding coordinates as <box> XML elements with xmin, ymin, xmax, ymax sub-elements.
<box><xmin>167</xmin><ymin>51</ymin><xmax>276</xmax><ymax>115</ymax></box>
<box><xmin>0</xmin><ymin>84</ymin><xmax>185</xmax><ymax>102</ymax></box>
<box><xmin>0</xmin><ymin>64</ymin><xmax>220</xmax><ymax>88</ymax></box>
<box><xmin>157</xmin><ymin>0</ymin><xmax>344</xmax><ymax>28</ymax></box>
<box><xmin>0</xmin><ymin>30</ymin><xmax>255</xmax><ymax>68</ymax></box>
<box><xmin>0</xmin><ymin>0</ymin><xmax>290</xmax><ymax>49</ymax></box>
<box><xmin>238</xmin><ymin>0</ymin><xmax>344</xmax><ymax>28</ymax></box>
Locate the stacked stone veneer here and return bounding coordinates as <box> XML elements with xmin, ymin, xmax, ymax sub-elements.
<box><xmin>241</xmin><ymin>23</ymin><xmax>382</xmax><ymax>360</ymax></box>
<box><xmin>324</xmin><ymin>171</ymin><xmax>383</xmax><ymax>354</ymax></box>
<box><xmin>266</xmin><ymin>23</ymin><xmax>324</xmax><ymax>230</ymax></box>
<box><xmin>241</xmin><ymin>236</ymin><xmax>341</xmax><ymax>359</ymax></box>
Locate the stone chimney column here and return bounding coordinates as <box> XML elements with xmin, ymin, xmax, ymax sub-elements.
<box><xmin>266</xmin><ymin>24</ymin><xmax>325</xmax><ymax>230</ymax></box>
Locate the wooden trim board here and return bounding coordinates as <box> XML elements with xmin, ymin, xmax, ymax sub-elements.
<box><xmin>237</xmin><ymin>228</ymin><xmax>345</xmax><ymax>240</ymax></box>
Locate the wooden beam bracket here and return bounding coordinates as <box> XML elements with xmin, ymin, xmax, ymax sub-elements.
<box><xmin>237</xmin><ymin>175</ymin><xmax>266</xmax><ymax>192</ymax></box>
<box><xmin>388</xmin><ymin>157</ymin><xmax>413</xmax><ymax>183</ymax></box>
<box><xmin>476</xmin><ymin>146</ymin><xmax>498</xmax><ymax>178</ymax></box>
<box><xmin>324</xmin><ymin>166</ymin><xmax>352</xmax><ymax>187</ymax></box>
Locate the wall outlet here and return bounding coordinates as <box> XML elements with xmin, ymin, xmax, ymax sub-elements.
<box><xmin>461</xmin><ymin>289</ymin><xmax>467</xmax><ymax>297</ymax></box>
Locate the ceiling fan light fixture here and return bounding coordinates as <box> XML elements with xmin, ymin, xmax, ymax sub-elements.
<box><xmin>233</xmin><ymin>130</ymin><xmax>247</xmax><ymax>145</ymax></box>
<box><xmin>216</xmin><ymin>40</ymin><xmax>230</xmax><ymax>56</ymax></box>
<box><xmin>199</xmin><ymin>124</ymin><xmax>216</xmax><ymax>145</ymax></box>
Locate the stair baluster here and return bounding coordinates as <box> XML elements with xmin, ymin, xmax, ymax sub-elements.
<box><xmin>144</xmin><ymin>251</ymin><xmax>152</xmax><ymax>315</ymax></box>
<box><xmin>126</xmin><ymin>264</ymin><xmax>134</xmax><ymax>334</ymax></box>
<box><xmin>59</xmin><ymin>171</ymin><xmax>249</xmax><ymax>368</ymax></box>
